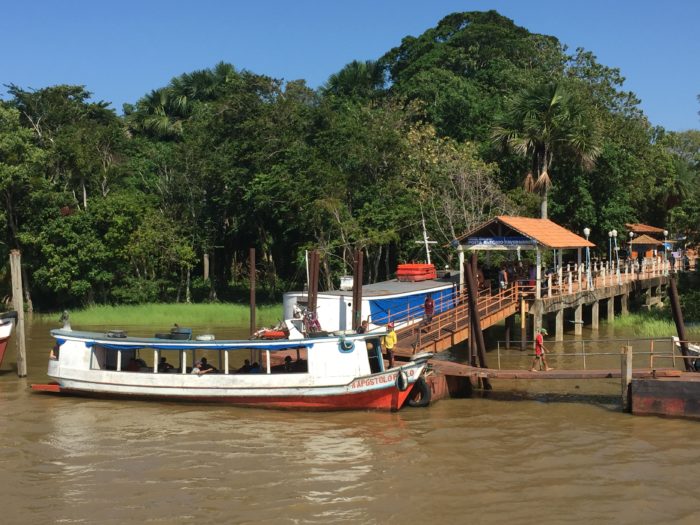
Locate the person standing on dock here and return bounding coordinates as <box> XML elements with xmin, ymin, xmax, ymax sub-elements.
<box><xmin>530</xmin><ymin>328</ymin><xmax>553</xmax><ymax>372</ymax></box>
<box><xmin>498</xmin><ymin>264</ymin><xmax>509</xmax><ymax>290</ymax></box>
<box><xmin>384</xmin><ymin>322</ymin><xmax>397</xmax><ymax>368</ymax></box>
<box><xmin>422</xmin><ymin>294</ymin><xmax>435</xmax><ymax>332</ymax></box>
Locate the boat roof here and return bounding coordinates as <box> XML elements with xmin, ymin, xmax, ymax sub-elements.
<box><xmin>51</xmin><ymin>329</ymin><xmax>378</xmax><ymax>351</ymax></box>
<box><xmin>296</xmin><ymin>274</ymin><xmax>459</xmax><ymax>298</ymax></box>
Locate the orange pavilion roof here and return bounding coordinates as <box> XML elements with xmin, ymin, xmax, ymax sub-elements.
<box><xmin>626</xmin><ymin>223</ymin><xmax>666</xmax><ymax>235</ymax></box>
<box><xmin>629</xmin><ymin>234</ymin><xmax>663</xmax><ymax>246</ymax></box>
<box><xmin>458</xmin><ymin>216</ymin><xmax>595</xmax><ymax>249</ymax></box>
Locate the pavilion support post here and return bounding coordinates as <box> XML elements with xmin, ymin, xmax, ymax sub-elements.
<box><xmin>558</xmin><ymin>250</ymin><xmax>563</xmax><ymax>281</ymax></box>
<box><xmin>591</xmin><ymin>300</ymin><xmax>599</xmax><ymax>331</ymax></box>
<box><xmin>533</xmin><ymin>313</ymin><xmax>543</xmax><ymax>340</ymax></box>
<box><xmin>535</xmin><ymin>247</ymin><xmax>542</xmax><ymax>299</ymax></box>
<box><xmin>555</xmin><ymin>308</ymin><xmax>564</xmax><ymax>341</ymax></box>
<box><xmin>574</xmin><ymin>304</ymin><xmax>583</xmax><ymax>335</ymax></box>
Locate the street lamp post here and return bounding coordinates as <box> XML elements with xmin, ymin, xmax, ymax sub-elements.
<box><xmin>608</xmin><ymin>230</ymin><xmax>613</xmax><ymax>270</ymax></box>
<box><xmin>629</xmin><ymin>231</ymin><xmax>635</xmax><ymax>273</ymax></box>
<box><xmin>612</xmin><ymin>229</ymin><xmax>620</xmax><ymax>284</ymax></box>
<box><xmin>584</xmin><ymin>227</ymin><xmax>592</xmax><ymax>289</ymax></box>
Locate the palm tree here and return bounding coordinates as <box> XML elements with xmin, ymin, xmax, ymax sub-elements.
<box><xmin>492</xmin><ymin>81</ymin><xmax>601</xmax><ymax>219</ymax></box>
<box><xmin>322</xmin><ymin>60</ymin><xmax>386</xmax><ymax>100</ymax></box>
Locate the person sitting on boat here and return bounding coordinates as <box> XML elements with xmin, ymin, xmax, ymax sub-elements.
<box><xmin>284</xmin><ymin>355</ymin><xmax>294</xmax><ymax>372</ymax></box>
<box><xmin>199</xmin><ymin>357</ymin><xmax>217</xmax><ymax>373</ymax></box>
<box><xmin>357</xmin><ymin>320</ymin><xmax>369</xmax><ymax>334</ymax></box>
<box><xmin>249</xmin><ymin>362</ymin><xmax>262</xmax><ymax>373</ymax></box>
<box><xmin>237</xmin><ymin>359</ymin><xmax>252</xmax><ymax>373</ymax></box>
<box><xmin>191</xmin><ymin>360</ymin><xmax>216</xmax><ymax>375</ymax></box>
<box><xmin>383</xmin><ymin>322</ymin><xmax>397</xmax><ymax>368</ymax></box>
<box><xmin>126</xmin><ymin>357</ymin><xmax>141</xmax><ymax>372</ymax></box>
<box><xmin>158</xmin><ymin>356</ymin><xmax>174</xmax><ymax>372</ymax></box>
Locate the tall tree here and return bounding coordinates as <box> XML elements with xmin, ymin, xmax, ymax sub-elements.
<box><xmin>492</xmin><ymin>81</ymin><xmax>601</xmax><ymax>218</ymax></box>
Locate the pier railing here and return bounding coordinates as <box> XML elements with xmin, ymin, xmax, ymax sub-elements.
<box><xmin>493</xmin><ymin>336</ymin><xmax>699</xmax><ymax>371</ymax></box>
<box><xmin>517</xmin><ymin>255</ymin><xmax>696</xmax><ymax>299</ymax></box>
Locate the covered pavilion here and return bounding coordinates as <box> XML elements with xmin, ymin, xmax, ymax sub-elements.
<box><xmin>629</xmin><ymin>234</ymin><xmax>664</xmax><ymax>260</ymax></box>
<box><xmin>455</xmin><ymin>216</ymin><xmax>595</xmax><ymax>298</ymax></box>
<box><xmin>625</xmin><ymin>223</ymin><xmax>669</xmax><ymax>258</ymax></box>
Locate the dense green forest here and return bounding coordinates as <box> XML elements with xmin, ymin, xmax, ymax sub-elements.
<box><xmin>1</xmin><ymin>11</ymin><xmax>699</xmax><ymax>311</ymax></box>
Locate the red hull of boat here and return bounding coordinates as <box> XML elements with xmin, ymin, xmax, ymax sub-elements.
<box><xmin>0</xmin><ymin>337</ymin><xmax>9</xmax><ymax>368</ymax></box>
<box><xmin>31</xmin><ymin>381</ymin><xmax>417</xmax><ymax>411</ymax></box>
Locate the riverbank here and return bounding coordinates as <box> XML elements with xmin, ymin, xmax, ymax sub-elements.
<box><xmin>613</xmin><ymin>310</ymin><xmax>700</xmax><ymax>339</ymax></box>
<box><xmin>36</xmin><ymin>303</ymin><xmax>283</xmax><ymax>328</ymax></box>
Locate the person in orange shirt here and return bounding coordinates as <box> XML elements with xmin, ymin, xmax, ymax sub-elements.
<box><xmin>530</xmin><ymin>328</ymin><xmax>553</xmax><ymax>371</ymax></box>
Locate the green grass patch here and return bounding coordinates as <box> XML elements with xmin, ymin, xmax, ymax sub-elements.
<box><xmin>38</xmin><ymin>303</ymin><xmax>283</xmax><ymax>327</ymax></box>
<box><xmin>613</xmin><ymin>311</ymin><xmax>700</xmax><ymax>339</ymax></box>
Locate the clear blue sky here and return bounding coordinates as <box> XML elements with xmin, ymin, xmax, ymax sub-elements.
<box><xmin>2</xmin><ymin>0</ymin><xmax>698</xmax><ymax>131</ymax></box>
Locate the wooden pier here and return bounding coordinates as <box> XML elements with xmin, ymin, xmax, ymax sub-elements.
<box><xmin>419</xmin><ymin>347</ymin><xmax>700</xmax><ymax>420</ymax></box>
<box><xmin>428</xmin><ymin>359</ymin><xmax>681</xmax><ymax>381</ymax></box>
<box><xmin>391</xmin><ymin>266</ymin><xmax>674</xmax><ymax>362</ymax></box>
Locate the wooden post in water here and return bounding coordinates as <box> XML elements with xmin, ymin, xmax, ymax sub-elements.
<box><xmin>10</xmin><ymin>250</ymin><xmax>27</xmax><ymax>377</ymax></box>
<box><xmin>668</xmin><ymin>276</ymin><xmax>693</xmax><ymax>371</ymax></box>
<box><xmin>465</xmin><ymin>262</ymin><xmax>490</xmax><ymax>389</ymax></box>
<box><xmin>504</xmin><ymin>315</ymin><xmax>512</xmax><ymax>349</ymax></box>
<box><xmin>469</xmin><ymin>254</ymin><xmax>478</xmax><ymax>365</ymax></box>
<box><xmin>308</xmin><ymin>250</ymin><xmax>320</xmax><ymax>315</ymax></box>
<box><xmin>249</xmin><ymin>248</ymin><xmax>256</xmax><ymax>337</ymax></box>
<box><xmin>520</xmin><ymin>295</ymin><xmax>527</xmax><ymax>351</ymax></box>
<box><xmin>621</xmin><ymin>345</ymin><xmax>633</xmax><ymax>412</ymax></box>
<box><xmin>351</xmin><ymin>249</ymin><xmax>363</xmax><ymax>330</ymax></box>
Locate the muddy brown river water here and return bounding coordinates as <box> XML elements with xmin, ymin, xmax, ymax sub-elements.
<box><xmin>1</xmin><ymin>318</ymin><xmax>700</xmax><ymax>524</ymax></box>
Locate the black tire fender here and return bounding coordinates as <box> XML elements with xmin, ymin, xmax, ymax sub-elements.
<box><xmin>407</xmin><ymin>376</ymin><xmax>431</xmax><ymax>408</ymax></box>
<box><xmin>396</xmin><ymin>369</ymin><xmax>409</xmax><ymax>391</ymax></box>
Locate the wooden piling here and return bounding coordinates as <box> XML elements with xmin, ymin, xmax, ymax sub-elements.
<box><xmin>668</xmin><ymin>276</ymin><xmax>693</xmax><ymax>371</ymax></box>
<box><xmin>10</xmin><ymin>250</ymin><xmax>27</xmax><ymax>377</ymax></box>
<box><xmin>351</xmin><ymin>249</ymin><xmax>363</xmax><ymax>330</ymax></box>
<box><xmin>621</xmin><ymin>345</ymin><xmax>633</xmax><ymax>412</ymax></box>
<box><xmin>520</xmin><ymin>295</ymin><xmax>527</xmax><ymax>351</ymax></box>
<box><xmin>249</xmin><ymin>248</ymin><xmax>256</xmax><ymax>337</ymax></box>
<box><xmin>308</xmin><ymin>250</ymin><xmax>320</xmax><ymax>314</ymax></box>
<box><xmin>465</xmin><ymin>262</ymin><xmax>491</xmax><ymax>389</ymax></box>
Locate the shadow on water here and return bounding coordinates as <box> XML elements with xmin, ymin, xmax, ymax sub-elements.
<box><xmin>474</xmin><ymin>388</ymin><xmax>622</xmax><ymax>412</ymax></box>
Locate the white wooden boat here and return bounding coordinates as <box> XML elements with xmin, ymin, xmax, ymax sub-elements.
<box><xmin>32</xmin><ymin>326</ymin><xmax>432</xmax><ymax>411</ymax></box>
<box><xmin>0</xmin><ymin>311</ymin><xmax>17</xmax><ymax>368</ymax></box>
